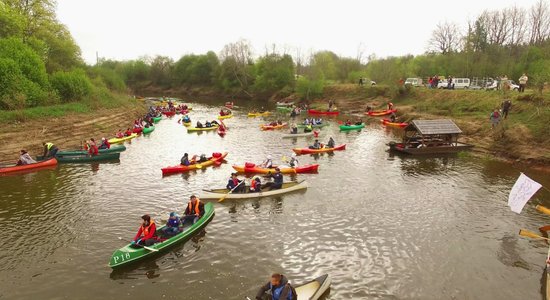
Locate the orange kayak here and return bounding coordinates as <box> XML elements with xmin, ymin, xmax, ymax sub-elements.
<box><xmin>260</xmin><ymin>123</ymin><xmax>288</xmax><ymax>130</ymax></box>
<box><xmin>0</xmin><ymin>158</ymin><xmax>58</xmax><ymax>174</ymax></box>
<box><xmin>232</xmin><ymin>163</ymin><xmax>319</xmax><ymax>174</ymax></box>
<box><xmin>161</xmin><ymin>152</ymin><xmax>228</xmax><ymax>175</ymax></box>
<box><xmin>365</xmin><ymin>109</ymin><xmax>397</xmax><ymax>116</ymax></box>
<box><xmin>381</xmin><ymin>118</ymin><xmax>408</xmax><ymax>128</ymax></box>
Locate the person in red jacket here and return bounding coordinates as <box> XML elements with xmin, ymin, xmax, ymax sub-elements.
<box><xmin>88</xmin><ymin>138</ymin><xmax>99</xmax><ymax>156</ymax></box>
<box><xmin>131</xmin><ymin>214</ymin><xmax>157</xmax><ymax>247</ymax></box>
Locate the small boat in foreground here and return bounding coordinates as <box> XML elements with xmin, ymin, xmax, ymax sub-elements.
<box><xmin>366</xmin><ymin>109</ymin><xmax>397</xmax><ymax>116</ymax></box>
<box><xmin>232</xmin><ymin>163</ymin><xmax>319</xmax><ymax>174</ymax></box>
<box><xmin>293</xmin><ymin>274</ymin><xmax>332</xmax><ymax>300</ymax></box>
<box><xmin>108</xmin><ymin>202</ymin><xmax>215</xmax><ymax>268</ymax></box>
<box><xmin>292</xmin><ymin>144</ymin><xmax>346</xmax><ymax>155</ymax></box>
<box><xmin>0</xmin><ymin>158</ymin><xmax>58</xmax><ymax>174</ymax></box>
<box><xmin>200</xmin><ymin>180</ymin><xmax>308</xmax><ymax>200</ymax></box>
<box><xmin>161</xmin><ymin>152</ymin><xmax>228</xmax><ymax>175</ymax></box>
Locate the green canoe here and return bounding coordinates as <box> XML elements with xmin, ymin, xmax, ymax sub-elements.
<box><xmin>297</xmin><ymin>123</ymin><xmax>328</xmax><ymax>128</ymax></box>
<box><xmin>108</xmin><ymin>202</ymin><xmax>215</xmax><ymax>268</ymax></box>
<box><xmin>339</xmin><ymin>124</ymin><xmax>365</xmax><ymax>131</ymax></box>
<box><xmin>37</xmin><ymin>152</ymin><xmax>120</xmax><ymax>163</ymax></box>
<box><xmin>142</xmin><ymin>126</ymin><xmax>155</xmax><ymax>134</ymax></box>
<box><xmin>56</xmin><ymin>145</ymin><xmax>126</xmax><ymax>156</ymax></box>
<box><xmin>153</xmin><ymin>116</ymin><xmax>162</xmax><ymax>123</ymax></box>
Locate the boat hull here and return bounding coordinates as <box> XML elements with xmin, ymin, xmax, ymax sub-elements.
<box><xmin>339</xmin><ymin>124</ymin><xmax>365</xmax><ymax>131</ymax></box>
<box><xmin>389</xmin><ymin>142</ymin><xmax>474</xmax><ymax>154</ymax></box>
<box><xmin>366</xmin><ymin>109</ymin><xmax>397</xmax><ymax>116</ymax></box>
<box><xmin>0</xmin><ymin>158</ymin><xmax>58</xmax><ymax>174</ymax></box>
<box><xmin>57</xmin><ymin>145</ymin><xmax>126</xmax><ymax>156</ymax></box>
<box><xmin>381</xmin><ymin>119</ymin><xmax>408</xmax><ymax>128</ymax></box>
<box><xmin>186</xmin><ymin>125</ymin><xmax>219</xmax><ymax>132</ymax></box>
<box><xmin>108</xmin><ymin>134</ymin><xmax>138</xmax><ymax>144</ymax></box>
<box><xmin>200</xmin><ymin>180</ymin><xmax>308</xmax><ymax>200</ymax></box>
<box><xmin>293</xmin><ymin>144</ymin><xmax>346</xmax><ymax>155</ymax></box>
<box><xmin>161</xmin><ymin>152</ymin><xmax>228</xmax><ymax>175</ymax></box>
<box><xmin>232</xmin><ymin>164</ymin><xmax>319</xmax><ymax>174</ymax></box>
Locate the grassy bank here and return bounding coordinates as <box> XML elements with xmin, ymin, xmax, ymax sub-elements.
<box><xmin>304</xmin><ymin>84</ymin><xmax>550</xmax><ymax>165</ymax></box>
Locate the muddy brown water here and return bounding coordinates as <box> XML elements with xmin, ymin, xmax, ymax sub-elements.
<box><xmin>1</xmin><ymin>100</ymin><xmax>549</xmax><ymax>299</ymax></box>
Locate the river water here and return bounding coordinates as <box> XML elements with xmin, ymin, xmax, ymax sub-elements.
<box><xmin>1</xmin><ymin>101</ymin><xmax>549</xmax><ymax>300</ymax></box>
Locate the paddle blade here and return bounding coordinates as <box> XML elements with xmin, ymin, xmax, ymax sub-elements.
<box><xmin>519</xmin><ymin>229</ymin><xmax>547</xmax><ymax>240</ymax></box>
<box><xmin>218</xmin><ymin>194</ymin><xmax>228</xmax><ymax>203</ymax></box>
<box><xmin>143</xmin><ymin>246</ymin><xmax>159</xmax><ymax>252</ymax></box>
<box><xmin>536</xmin><ymin>205</ymin><xmax>550</xmax><ymax>216</ymax></box>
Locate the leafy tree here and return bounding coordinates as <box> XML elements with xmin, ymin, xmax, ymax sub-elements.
<box><xmin>50</xmin><ymin>69</ymin><xmax>92</xmax><ymax>102</ymax></box>
<box><xmin>253</xmin><ymin>53</ymin><xmax>295</xmax><ymax>92</ymax></box>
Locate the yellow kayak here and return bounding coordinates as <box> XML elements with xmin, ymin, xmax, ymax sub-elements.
<box><xmin>108</xmin><ymin>133</ymin><xmax>138</xmax><ymax>144</ymax></box>
<box><xmin>187</xmin><ymin>125</ymin><xmax>219</xmax><ymax>132</ymax></box>
<box><xmin>183</xmin><ymin>121</ymin><xmax>192</xmax><ymax>127</ymax></box>
<box><xmin>218</xmin><ymin>114</ymin><xmax>233</xmax><ymax>120</ymax></box>
<box><xmin>247</xmin><ymin>112</ymin><xmax>271</xmax><ymax>117</ymax></box>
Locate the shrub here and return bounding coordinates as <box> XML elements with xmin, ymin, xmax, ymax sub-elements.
<box><xmin>296</xmin><ymin>76</ymin><xmax>325</xmax><ymax>100</ymax></box>
<box><xmin>50</xmin><ymin>69</ymin><xmax>92</xmax><ymax>102</ymax></box>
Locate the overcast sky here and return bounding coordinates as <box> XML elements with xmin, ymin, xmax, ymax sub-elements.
<box><xmin>57</xmin><ymin>0</ymin><xmax>541</xmax><ymax>64</ymax></box>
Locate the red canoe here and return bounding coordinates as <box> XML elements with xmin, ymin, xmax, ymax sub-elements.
<box><xmin>132</xmin><ymin>127</ymin><xmax>143</xmax><ymax>134</ymax></box>
<box><xmin>0</xmin><ymin>157</ymin><xmax>58</xmax><ymax>174</ymax></box>
<box><xmin>381</xmin><ymin>118</ymin><xmax>408</xmax><ymax>128</ymax></box>
<box><xmin>161</xmin><ymin>152</ymin><xmax>228</xmax><ymax>175</ymax></box>
<box><xmin>162</xmin><ymin>111</ymin><xmax>176</xmax><ymax>117</ymax></box>
<box><xmin>308</xmin><ymin>109</ymin><xmax>340</xmax><ymax>115</ymax></box>
<box><xmin>366</xmin><ymin>109</ymin><xmax>397</xmax><ymax>116</ymax></box>
<box><xmin>292</xmin><ymin>144</ymin><xmax>346</xmax><ymax>155</ymax></box>
<box><xmin>232</xmin><ymin>163</ymin><xmax>319</xmax><ymax>174</ymax></box>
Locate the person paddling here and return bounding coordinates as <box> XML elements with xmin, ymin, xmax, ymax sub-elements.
<box><xmin>290</xmin><ymin>123</ymin><xmax>298</xmax><ymax>134</ymax></box>
<box><xmin>265</xmin><ymin>168</ymin><xmax>283</xmax><ymax>190</ymax></box>
<box><xmin>88</xmin><ymin>138</ymin><xmax>99</xmax><ymax>156</ymax></box>
<box><xmin>255</xmin><ymin>273</ymin><xmax>296</xmax><ymax>300</ymax></box>
<box><xmin>131</xmin><ymin>214</ymin><xmax>157</xmax><ymax>248</ymax></box>
<box><xmin>115</xmin><ymin>129</ymin><xmax>124</xmax><ymax>138</ymax></box>
<box><xmin>98</xmin><ymin>138</ymin><xmax>110</xmax><ymax>149</ymax></box>
<box><xmin>288</xmin><ymin>153</ymin><xmax>299</xmax><ymax>168</ymax></box>
<box><xmin>261</xmin><ymin>155</ymin><xmax>274</xmax><ymax>168</ymax></box>
<box><xmin>227</xmin><ymin>172</ymin><xmax>245</xmax><ymax>193</ymax></box>
<box><xmin>309</xmin><ymin>139</ymin><xmax>321</xmax><ymax>150</ymax></box>
<box><xmin>181</xmin><ymin>153</ymin><xmax>190</xmax><ymax>166</ymax></box>
<box><xmin>196</xmin><ymin>121</ymin><xmax>203</xmax><ymax>128</ymax></box>
<box><xmin>42</xmin><ymin>142</ymin><xmax>59</xmax><ymax>158</ymax></box>
<box><xmin>327</xmin><ymin>137</ymin><xmax>335</xmax><ymax>148</ymax></box>
<box><xmin>182</xmin><ymin>195</ymin><xmax>205</xmax><ymax>226</ymax></box>
<box><xmin>304</xmin><ymin>124</ymin><xmax>313</xmax><ymax>133</ymax></box>
<box><xmin>17</xmin><ymin>150</ymin><xmax>36</xmax><ymax>165</ymax></box>
<box><xmin>250</xmin><ymin>176</ymin><xmax>262</xmax><ymax>193</ymax></box>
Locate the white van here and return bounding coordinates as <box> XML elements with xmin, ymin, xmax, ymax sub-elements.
<box><xmin>438</xmin><ymin>78</ymin><xmax>471</xmax><ymax>89</ymax></box>
<box><xmin>404</xmin><ymin>78</ymin><xmax>423</xmax><ymax>87</ymax></box>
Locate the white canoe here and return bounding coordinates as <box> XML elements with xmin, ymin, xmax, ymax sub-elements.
<box><xmin>282</xmin><ymin>132</ymin><xmax>314</xmax><ymax>138</ymax></box>
<box><xmin>295</xmin><ymin>274</ymin><xmax>331</xmax><ymax>300</ymax></box>
<box><xmin>200</xmin><ymin>180</ymin><xmax>308</xmax><ymax>200</ymax></box>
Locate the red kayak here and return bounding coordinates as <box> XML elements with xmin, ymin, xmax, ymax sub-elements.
<box><xmin>162</xmin><ymin>111</ymin><xmax>176</xmax><ymax>117</ymax></box>
<box><xmin>132</xmin><ymin>127</ymin><xmax>143</xmax><ymax>134</ymax></box>
<box><xmin>232</xmin><ymin>163</ymin><xmax>319</xmax><ymax>174</ymax></box>
<box><xmin>0</xmin><ymin>157</ymin><xmax>58</xmax><ymax>174</ymax></box>
<box><xmin>381</xmin><ymin>118</ymin><xmax>408</xmax><ymax>128</ymax></box>
<box><xmin>366</xmin><ymin>109</ymin><xmax>397</xmax><ymax>116</ymax></box>
<box><xmin>308</xmin><ymin>109</ymin><xmax>339</xmax><ymax>115</ymax></box>
<box><xmin>293</xmin><ymin>144</ymin><xmax>346</xmax><ymax>155</ymax></box>
<box><xmin>161</xmin><ymin>152</ymin><xmax>228</xmax><ymax>175</ymax></box>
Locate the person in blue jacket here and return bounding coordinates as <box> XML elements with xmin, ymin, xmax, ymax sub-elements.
<box><xmin>255</xmin><ymin>273</ymin><xmax>296</xmax><ymax>300</ymax></box>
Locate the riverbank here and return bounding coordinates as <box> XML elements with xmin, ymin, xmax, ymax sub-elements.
<box><xmin>0</xmin><ymin>94</ymin><xmax>147</xmax><ymax>162</ymax></box>
<box><xmin>297</xmin><ymin>84</ymin><xmax>550</xmax><ymax>168</ymax></box>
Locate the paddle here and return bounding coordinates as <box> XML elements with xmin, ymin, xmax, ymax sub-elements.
<box><xmin>218</xmin><ymin>180</ymin><xmax>245</xmax><ymax>203</ymax></box>
<box><xmin>281</xmin><ymin>155</ymin><xmax>297</xmax><ymax>174</ymax></box>
<box><xmin>118</xmin><ymin>237</ymin><xmax>159</xmax><ymax>252</ymax></box>
<box><xmin>518</xmin><ymin>229</ymin><xmax>550</xmax><ymax>241</ymax></box>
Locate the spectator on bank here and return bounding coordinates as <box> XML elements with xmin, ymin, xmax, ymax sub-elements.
<box><xmin>501</xmin><ymin>100</ymin><xmax>512</xmax><ymax>119</ymax></box>
<box><xmin>518</xmin><ymin>73</ymin><xmax>528</xmax><ymax>93</ymax></box>
<box><xmin>489</xmin><ymin>109</ymin><xmax>501</xmax><ymax>129</ymax></box>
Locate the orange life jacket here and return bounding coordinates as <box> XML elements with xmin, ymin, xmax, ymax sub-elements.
<box><xmin>141</xmin><ymin>220</ymin><xmax>155</xmax><ymax>237</ymax></box>
<box><xmin>251</xmin><ymin>179</ymin><xmax>257</xmax><ymax>189</ymax></box>
<box><xmin>188</xmin><ymin>200</ymin><xmax>201</xmax><ymax>215</ymax></box>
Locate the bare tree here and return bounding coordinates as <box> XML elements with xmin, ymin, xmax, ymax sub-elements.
<box><xmin>508</xmin><ymin>6</ymin><xmax>528</xmax><ymax>45</ymax></box>
<box><xmin>528</xmin><ymin>0</ymin><xmax>550</xmax><ymax>44</ymax></box>
<box><xmin>219</xmin><ymin>39</ymin><xmax>254</xmax><ymax>95</ymax></box>
<box><xmin>428</xmin><ymin>22</ymin><xmax>463</xmax><ymax>54</ymax></box>
<box><xmin>356</xmin><ymin>42</ymin><xmax>367</xmax><ymax>64</ymax></box>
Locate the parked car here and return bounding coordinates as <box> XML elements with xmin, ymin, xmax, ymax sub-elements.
<box><xmin>438</xmin><ymin>78</ymin><xmax>471</xmax><ymax>89</ymax></box>
<box><xmin>485</xmin><ymin>80</ymin><xmax>519</xmax><ymax>91</ymax></box>
<box><xmin>404</xmin><ymin>78</ymin><xmax>423</xmax><ymax>87</ymax></box>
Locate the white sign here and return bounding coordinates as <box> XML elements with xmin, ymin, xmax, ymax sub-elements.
<box><xmin>508</xmin><ymin>173</ymin><xmax>542</xmax><ymax>214</ymax></box>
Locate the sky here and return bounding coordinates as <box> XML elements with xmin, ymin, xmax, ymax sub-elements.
<box><xmin>56</xmin><ymin>0</ymin><xmax>541</xmax><ymax>64</ymax></box>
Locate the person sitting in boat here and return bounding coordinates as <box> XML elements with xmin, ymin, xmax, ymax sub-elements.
<box><xmin>124</xmin><ymin>128</ymin><xmax>133</xmax><ymax>137</ymax></box>
<box><xmin>162</xmin><ymin>212</ymin><xmax>181</xmax><ymax>237</ymax></box>
<box><xmin>133</xmin><ymin>120</ymin><xmax>142</xmax><ymax>129</ymax></box>
<box><xmin>260</xmin><ymin>106</ymin><xmax>266</xmax><ymax>113</ymax></box>
<box><xmin>196</xmin><ymin>121</ymin><xmax>204</xmax><ymax>128</ymax></box>
<box><xmin>198</xmin><ymin>154</ymin><xmax>208</xmax><ymax>163</ymax></box>
<box><xmin>316</xmin><ymin>118</ymin><xmax>323</xmax><ymax>124</ymax></box>
<box><xmin>265</xmin><ymin>168</ymin><xmax>283</xmax><ymax>190</ymax></box>
<box><xmin>88</xmin><ymin>138</ymin><xmax>99</xmax><ymax>156</ymax></box>
<box><xmin>181</xmin><ymin>153</ymin><xmax>190</xmax><ymax>166</ymax></box>
<box><xmin>131</xmin><ymin>214</ymin><xmax>158</xmax><ymax>248</ymax></box>
<box><xmin>211</xmin><ymin>120</ymin><xmax>219</xmax><ymax>126</ymax></box>
<box><xmin>389</xmin><ymin>112</ymin><xmax>397</xmax><ymax>123</ymax></box>
<box><xmin>388</xmin><ymin>101</ymin><xmax>394</xmax><ymax>110</ymax></box>
<box><xmin>366</xmin><ymin>105</ymin><xmax>372</xmax><ymax>112</ymax></box>
<box><xmin>345</xmin><ymin>119</ymin><xmax>352</xmax><ymax>126</ymax></box>
<box><xmin>17</xmin><ymin>150</ymin><xmax>36</xmax><ymax>165</ymax></box>
<box><xmin>82</xmin><ymin>140</ymin><xmax>89</xmax><ymax>151</ymax></box>
<box><xmin>115</xmin><ymin>129</ymin><xmax>124</xmax><ymax>138</ymax></box>
<box><xmin>290</xmin><ymin>109</ymin><xmax>297</xmax><ymax>118</ymax></box>
<box><xmin>250</xmin><ymin>176</ymin><xmax>262</xmax><ymax>193</ymax></box>
<box><xmin>227</xmin><ymin>173</ymin><xmax>245</xmax><ymax>193</ymax></box>
<box><xmin>355</xmin><ymin>119</ymin><xmax>363</xmax><ymax>125</ymax></box>
<box><xmin>309</xmin><ymin>139</ymin><xmax>321</xmax><ymax>149</ymax></box>
<box><xmin>288</xmin><ymin>153</ymin><xmax>299</xmax><ymax>168</ymax></box>
<box><xmin>255</xmin><ymin>273</ymin><xmax>296</xmax><ymax>300</ymax></box>
<box><xmin>311</xmin><ymin>118</ymin><xmax>317</xmax><ymax>125</ymax></box>
<box><xmin>182</xmin><ymin>115</ymin><xmax>190</xmax><ymax>123</ymax></box>
<box><xmin>220</xmin><ymin>109</ymin><xmax>226</xmax><ymax>116</ymax></box>
<box><xmin>290</xmin><ymin>123</ymin><xmax>298</xmax><ymax>134</ymax></box>
<box><xmin>261</xmin><ymin>155</ymin><xmax>273</xmax><ymax>168</ymax></box>
<box><xmin>182</xmin><ymin>195</ymin><xmax>205</xmax><ymax>226</ymax></box>
<box><xmin>182</xmin><ymin>104</ymin><xmax>188</xmax><ymax>110</ymax></box>
<box><xmin>42</xmin><ymin>142</ymin><xmax>59</xmax><ymax>158</ymax></box>
<box><xmin>99</xmin><ymin>138</ymin><xmax>110</xmax><ymax>150</ymax></box>
<box><xmin>205</xmin><ymin>121</ymin><xmax>212</xmax><ymax>128</ymax></box>
<box><xmin>304</xmin><ymin>124</ymin><xmax>313</xmax><ymax>133</ymax></box>
<box><xmin>327</xmin><ymin>137</ymin><xmax>335</xmax><ymax>148</ymax></box>
<box><xmin>277</xmin><ymin>120</ymin><xmax>283</xmax><ymax>125</ymax></box>
<box><xmin>303</xmin><ymin>118</ymin><xmax>310</xmax><ymax>125</ymax></box>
